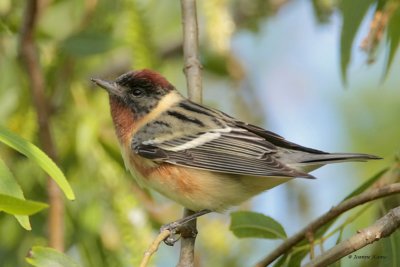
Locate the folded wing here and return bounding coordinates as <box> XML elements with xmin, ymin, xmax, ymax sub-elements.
<box><xmin>136</xmin><ymin>126</ymin><xmax>314</xmax><ymax>178</ymax></box>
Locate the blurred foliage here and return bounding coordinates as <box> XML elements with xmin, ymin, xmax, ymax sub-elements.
<box><xmin>0</xmin><ymin>0</ymin><xmax>399</xmax><ymax>267</ymax></box>
<box><xmin>231</xmin><ymin>0</ymin><xmax>290</xmax><ymax>32</ymax></box>
<box><xmin>26</xmin><ymin>246</ymin><xmax>80</xmax><ymax>267</ymax></box>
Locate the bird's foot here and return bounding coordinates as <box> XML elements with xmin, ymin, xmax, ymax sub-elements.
<box><xmin>160</xmin><ymin>209</ymin><xmax>211</xmax><ymax>246</ymax></box>
<box><xmin>160</xmin><ymin>221</ymin><xmax>183</xmax><ymax>246</ymax></box>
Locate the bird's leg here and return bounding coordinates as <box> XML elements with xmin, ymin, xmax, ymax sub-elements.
<box><xmin>161</xmin><ymin>209</ymin><xmax>211</xmax><ymax>246</ymax></box>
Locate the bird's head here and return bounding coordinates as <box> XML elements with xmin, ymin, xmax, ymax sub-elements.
<box><xmin>91</xmin><ymin>69</ymin><xmax>175</xmax><ymax>119</ymax></box>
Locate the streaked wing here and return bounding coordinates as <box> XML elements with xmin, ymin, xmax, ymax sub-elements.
<box><xmin>235</xmin><ymin>121</ymin><xmax>327</xmax><ymax>154</ymax></box>
<box><xmin>136</xmin><ymin>127</ymin><xmax>312</xmax><ymax>178</ymax></box>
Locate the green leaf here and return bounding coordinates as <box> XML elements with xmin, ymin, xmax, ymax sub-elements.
<box><xmin>0</xmin><ymin>194</ymin><xmax>48</xmax><ymax>215</ymax></box>
<box><xmin>286</xmin><ymin>248</ymin><xmax>309</xmax><ymax>267</ymax></box>
<box><xmin>384</xmin><ymin>3</ymin><xmax>400</xmax><ymax>80</ymax></box>
<box><xmin>272</xmin><ymin>247</ymin><xmax>309</xmax><ymax>267</ymax></box>
<box><xmin>0</xmin><ymin>158</ymin><xmax>31</xmax><ymax>230</ymax></box>
<box><xmin>230</xmin><ymin>211</ymin><xmax>286</xmax><ymax>239</ymax></box>
<box><xmin>339</xmin><ymin>0</ymin><xmax>375</xmax><ymax>83</ymax></box>
<box><xmin>60</xmin><ymin>31</ymin><xmax>114</xmax><ymax>57</ymax></box>
<box><xmin>26</xmin><ymin>246</ymin><xmax>80</xmax><ymax>267</ymax></box>
<box><xmin>273</xmin><ymin>254</ymin><xmax>289</xmax><ymax>267</ymax></box>
<box><xmin>0</xmin><ymin>125</ymin><xmax>75</xmax><ymax>200</ymax></box>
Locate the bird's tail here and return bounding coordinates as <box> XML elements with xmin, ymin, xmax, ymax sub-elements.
<box><xmin>289</xmin><ymin>153</ymin><xmax>381</xmax><ymax>174</ymax></box>
<box><xmin>301</xmin><ymin>153</ymin><xmax>381</xmax><ymax>164</ymax></box>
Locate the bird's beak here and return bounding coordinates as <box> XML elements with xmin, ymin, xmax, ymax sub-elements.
<box><xmin>91</xmin><ymin>78</ymin><xmax>123</xmax><ymax>97</ymax></box>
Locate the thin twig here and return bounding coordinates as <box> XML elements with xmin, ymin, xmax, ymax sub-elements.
<box><xmin>305</xmin><ymin>231</ymin><xmax>315</xmax><ymax>260</ymax></box>
<box><xmin>139</xmin><ymin>230</ymin><xmax>172</xmax><ymax>267</ymax></box>
<box><xmin>303</xmin><ymin>205</ymin><xmax>400</xmax><ymax>267</ymax></box>
<box><xmin>256</xmin><ymin>183</ymin><xmax>400</xmax><ymax>267</ymax></box>
<box><xmin>178</xmin><ymin>0</ymin><xmax>203</xmax><ymax>266</ymax></box>
<box><xmin>19</xmin><ymin>0</ymin><xmax>64</xmax><ymax>251</ymax></box>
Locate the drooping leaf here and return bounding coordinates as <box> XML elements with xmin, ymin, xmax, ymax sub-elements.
<box><xmin>286</xmin><ymin>248</ymin><xmax>309</xmax><ymax>267</ymax></box>
<box><xmin>384</xmin><ymin>3</ymin><xmax>400</xmax><ymax>80</ymax></box>
<box><xmin>0</xmin><ymin>194</ymin><xmax>48</xmax><ymax>215</ymax></box>
<box><xmin>271</xmin><ymin>246</ymin><xmax>309</xmax><ymax>267</ymax></box>
<box><xmin>26</xmin><ymin>246</ymin><xmax>80</xmax><ymax>267</ymax></box>
<box><xmin>230</xmin><ymin>211</ymin><xmax>286</xmax><ymax>239</ymax></box>
<box><xmin>272</xmin><ymin>254</ymin><xmax>288</xmax><ymax>267</ymax></box>
<box><xmin>339</xmin><ymin>0</ymin><xmax>375</xmax><ymax>83</ymax></box>
<box><xmin>0</xmin><ymin>125</ymin><xmax>75</xmax><ymax>200</ymax></box>
<box><xmin>0</xmin><ymin>158</ymin><xmax>31</xmax><ymax>230</ymax></box>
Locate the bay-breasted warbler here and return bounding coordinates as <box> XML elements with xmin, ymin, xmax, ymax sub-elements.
<box><xmin>92</xmin><ymin>69</ymin><xmax>379</xmax><ymax>218</ymax></box>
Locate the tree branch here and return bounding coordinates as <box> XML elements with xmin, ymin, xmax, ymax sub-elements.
<box><xmin>19</xmin><ymin>0</ymin><xmax>64</xmax><ymax>251</ymax></box>
<box><xmin>177</xmin><ymin>209</ymin><xmax>198</xmax><ymax>267</ymax></box>
<box><xmin>256</xmin><ymin>183</ymin><xmax>400</xmax><ymax>267</ymax></box>
<box><xmin>181</xmin><ymin>0</ymin><xmax>203</xmax><ymax>103</ymax></box>
<box><xmin>178</xmin><ymin>0</ymin><xmax>203</xmax><ymax>266</ymax></box>
<box><xmin>303</xmin><ymin>205</ymin><xmax>400</xmax><ymax>267</ymax></box>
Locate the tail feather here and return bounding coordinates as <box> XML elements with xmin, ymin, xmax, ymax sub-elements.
<box><xmin>300</xmin><ymin>153</ymin><xmax>381</xmax><ymax>164</ymax></box>
<box><xmin>289</xmin><ymin>153</ymin><xmax>381</xmax><ymax>174</ymax></box>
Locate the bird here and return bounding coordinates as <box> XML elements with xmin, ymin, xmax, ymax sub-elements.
<box><xmin>91</xmin><ymin>69</ymin><xmax>380</xmax><ymax>232</ymax></box>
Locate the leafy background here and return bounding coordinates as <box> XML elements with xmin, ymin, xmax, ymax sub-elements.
<box><xmin>1</xmin><ymin>0</ymin><xmax>399</xmax><ymax>266</ymax></box>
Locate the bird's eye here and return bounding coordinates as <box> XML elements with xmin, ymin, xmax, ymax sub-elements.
<box><xmin>131</xmin><ymin>88</ymin><xmax>143</xmax><ymax>97</ymax></box>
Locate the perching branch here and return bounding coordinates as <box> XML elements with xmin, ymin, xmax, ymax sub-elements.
<box><xmin>19</xmin><ymin>0</ymin><xmax>64</xmax><ymax>251</ymax></box>
<box><xmin>177</xmin><ymin>209</ymin><xmax>199</xmax><ymax>267</ymax></box>
<box><xmin>178</xmin><ymin>0</ymin><xmax>203</xmax><ymax>266</ymax></box>
<box><xmin>256</xmin><ymin>183</ymin><xmax>400</xmax><ymax>267</ymax></box>
<box><xmin>304</xmin><ymin>205</ymin><xmax>400</xmax><ymax>267</ymax></box>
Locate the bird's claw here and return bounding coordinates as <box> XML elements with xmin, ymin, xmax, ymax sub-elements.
<box><xmin>164</xmin><ymin>233</ymin><xmax>180</xmax><ymax>246</ymax></box>
<box><xmin>159</xmin><ymin>209</ymin><xmax>210</xmax><ymax>246</ymax></box>
<box><xmin>160</xmin><ymin>222</ymin><xmax>181</xmax><ymax>246</ymax></box>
